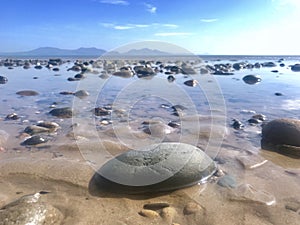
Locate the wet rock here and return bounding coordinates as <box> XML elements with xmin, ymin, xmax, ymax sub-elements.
<box><xmin>183</xmin><ymin>202</ymin><xmax>202</xmax><ymax>215</ymax></box>
<box><xmin>91</xmin><ymin>142</ymin><xmax>217</xmax><ymax>194</ymax></box>
<box><xmin>74</xmin><ymin>90</ymin><xmax>89</xmax><ymax>98</ymax></box>
<box><xmin>261</xmin><ymin>118</ymin><xmax>300</xmax><ymax>158</ymax></box>
<box><xmin>168</xmin><ymin>121</ymin><xmax>180</xmax><ymax>128</ymax></box>
<box><xmin>242</xmin><ymin>75</ymin><xmax>261</xmax><ymax>85</ymax></box>
<box><xmin>59</xmin><ymin>91</ymin><xmax>74</xmax><ymax>95</ymax></box>
<box><xmin>275</xmin><ymin>92</ymin><xmax>283</xmax><ymax>96</ymax></box>
<box><xmin>262</xmin><ymin>62</ymin><xmax>276</xmax><ymax>67</ymax></box>
<box><xmin>16</xmin><ymin>90</ymin><xmax>39</xmax><ymax>96</ymax></box>
<box><xmin>291</xmin><ymin>64</ymin><xmax>300</xmax><ymax>72</ymax></box>
<box><xmin>200</xmin><ymin>68</ymin><xmax>209</xmax><ymax>74</ymax></box>
<box><xmin>52</xmin><ymin>67</ymin><xmax>59</xmax><ymax>72</ymax></box>
<box><xmin>252</xmin><ymin>114</ymin><xmax>266</xmax><ymax>121</ymax></box>
<box><xmin>74</xmin><ymin>73</ymin><xmax>86</xmax><ymax>79</ymax></box>
<box><xmin>271</xmin><ymin>70</ymin><xmax>279</xmax><ymax>73</ymax></box>
<box><xmin>34</xmin><ymin>65</ymin><xmax>43</xmax><ymax>69</ymax></box>
<box><xmin>280</xmin><ymin>63</ymin><xmax>285</xmax><ymax>67</ymax></box>
<box><xmin>217</xmin><ymin>174</ymin><xmax>237</xmax><ymax>188</ymax></box>
<box><xmin>181</xmin><ymin>66</ymin><xmax>196</xmax><ymax>75</ymax></box>
<box><xmin>21</xmin><ymin>135</ymin><xmax>48</xmax><ymax>146</ymax></box>
<box><xmin>171</xmin><ymin>105</ymin><xmax>187</xmax><ymax>112</ymax></box>
<box><xmin>113</xmin><ymin>70</ymin><xmax>133</xmax><ymax>78</ymax></box>
<box><xmin>0</xmin><ymin>76</ymin><xmax>8</xmax><ymax>84</ymax></box>
<box><xmin>67</xmin><ymin>77</ymin><xmax>80</xmax><ymax>82</ymax></box>
<box><xmin>134</xmin><ymin>66</ymin><xmax>155</xmax><ymax>77</ymax></box>
<box><xmin>24</xmin><ymin>125</ymin><xmax>50</xmax><ymax>135</ymax></box>
<box><xmin>0</xmin><ymin>192</ymin><xmax>63</xmax><ymax>224</ymax></box>
<box><xmin>167</xmin><ymin>75</ymin><xmax>175</xmax><ymax>82</ymax></box>
<box><xmin>232</xmin><ymin>62</ymin><xmax>244</xmax><ymax>70</ymax></box>
<box><xmin>138</xmin><ymin>209</ymin><xmax>160</xmax><ymax>218</ymax></box>
<box><xmin>5</xmin><ymin>113</ymin><xmax>19</xmax><ymax>120</ymax></box>
<box><xmin>248</xmin><ymin>118</ymin><xmax>260</xmax><ymax>125</ymax></box>
<box><xmin>36</xmin><ymin>122</ymin><xmax>59</xmax><ymax>131</ymax></box>
<box><xmin>143</xmin><ymin>203</ymin><xmax>170</xmax><ymax>210</ymax></box>
<box><xmin>184</xmin><ymin>79</ymin><xmax>198</xmax><ymax>87</ymax></box>
<box><xmin>49</xmin><ymin>107</ymin><xmax>73</xmax><ymax>118</ymax></box>
<box><xmin>93</xmin><ymin>107</ymin><xmax>111</xmax><ymax>116</ymax></box>
<box><xmin>231</xmin><ymin>119</ymin><xmax>244</xmax><ymax>130</ymax></box>
<box><xmin>67</xmin><ymin>65</ymin><xmax>81</xmax><ymax>72</ymax></box>
<box><xmin>143</xmin><ymin>122</ymin><xmax>174</xmax><ymax>137</ymax></box>
<box><xmin>212</xmin><ymin>71</ymin><xmax>234</xmax><ymax>75</ymax></box>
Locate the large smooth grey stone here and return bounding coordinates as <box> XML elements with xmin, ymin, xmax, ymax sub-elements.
<box><xmin>261</xmin><ymin>118</ymin><xmax>300</xmax><ymax>158</ymax></box>
<box><xmin>90</xmin><ymin>142</ymin><xmax>217</xmax><ymax>194</ymax></box>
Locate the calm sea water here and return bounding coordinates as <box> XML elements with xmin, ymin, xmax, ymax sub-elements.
<box><xmin>1</xmin><ymin>55</ymin><xmax>300</xmax><ymax>150</ymax></box>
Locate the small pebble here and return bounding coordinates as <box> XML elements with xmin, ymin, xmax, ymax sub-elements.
<box><xmin>183</xmin><ymin>202</ymin><xmax>202</xmax><ymax>215</ymax></box>
<box><xmin>138</xmin><ymin>209</ymin><xmax>160</xmax><ymax>218</ymax></box>
<box><xmin>143</xmin><ymin>202</ymin><xmax>170</xmax><ymax>210</ymax></box>
<box><xmin>161</xmin><ymin>207</ymin><xmax>176</xmax><ymax>223</ymax></box>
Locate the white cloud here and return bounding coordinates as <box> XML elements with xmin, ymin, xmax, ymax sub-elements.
<box><xmin>162</xmin><ymin>24</ymin><xmax>179</xmax><ymax>28</ymax></box>
<box><xmin>200</xmin><ymin>18</ymin><xmax>218</xmax><ymax>23</ymax></box>
<box><xmin>114</xmin><ymin>25</ymin><xmax>134</xmax><ymax>30</ymax></box>
<box><xmin>154</xmin><ymin>32</ymin><xmax>193</xmax><ymax>37</ymax></box>
<box><xmin>100</xmin><ymin>0</ymin><xmax>129</xmax><ymax>5</ymax></box>
<box><xmin>101</xmin><ymin>23</ymin><xmax>179</xmax><ymax>30</ymax></box>
<box><xmin>144</xmin><ymin>3</ymin><xmax>157</xmax><ymax>13</ymax></box>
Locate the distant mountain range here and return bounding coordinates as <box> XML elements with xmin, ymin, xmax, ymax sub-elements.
<box><xmin>0</xmin><ymin>47</ymin><xmax>174</xmax><ymax>57</ymax></box>
<box><xmin>0</xmin><ymin>47</ymin><xmax>106</xmax><ymax>57</ymax></box>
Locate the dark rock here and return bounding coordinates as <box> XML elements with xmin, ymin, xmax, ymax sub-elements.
<box><xmin>0</xmin><ymin>76</ymin><xmax>8</xmax><ymax>84</ymax></box>
<box><xmin>67</xmin><ymin>77</ymin><xmax>80</xmax><ymax>81</ymax></box>
<box><xmin>254</xmin><ymin>62</ymin><xmax>261</xmax><ymax>68</ymax></box>
<box><xmin>59</xmin><ymin>91</ymin><xmax>74</xmax><ymax>95</ymax></box>
<box><xmin>291</xmin><ymin>64</ymin><xmax>300</xmax><ymax>72</ymax></box>
<box><xmin>16</xmin><ymin>90</ymin><xmax>39</xmax><ymax>96</ymax></box>
<box><xmin>242</xmin><ymin>75</ymin><xmax>261</xmax><ymax>85</ymax></box>
<box><xmin>184</xmin><ymin>79</ymin><xmax>198</xmax><ymax>87</ymax></box>
<box><xmin>248</xmin><ymin>118</ymin><xmax>260</xmax><ymax>124</ymax></box>
<box><xmin>74</xmin><ymin>73</ymin><xmax>86</xmax><ymax>79</ymax></box>
<box><xmin>252</xmin><ymin>114</ymin><xmax>266</xmax><ymax>121</ymax></box>
<box><xmin>271</xmin><ymin>70</ymin><xmax>279</xmax><ymax>73</ymax></box>
<box><xmin>261</xmin><ymin>118</ymin><xmax>300</xmax><ymax>158</ymax></box>
<box><xmin>49</xmin><ymin>107</ymin><xmax>73</xmax><ymax>118</ymax></box>
<box><xmin>5</xmin><ymin>113</ymin><xmax>19</xmax><ymax>120</ymax></box>
<box><xmin>171</xmin><ymin>104</ymin><xmax>187</xmax><ymax>112</ymax></box>
<box><xmin>167</xmin><ymin>75</ymin><xmax>175</xmax><ymax>82</ymax></box>
<box><xmin>232</xmin><ymin>119</ymin><xmax>244</xmax><ymax>130</ymax></box>
<box><xmin>52</xmin><ymin>68</ymin><xmax>59</xmax><ymax>72</ymax></box>
<box><xmin>143</xmin><ymin>203</ymin><xmax>170</xmax><ymax>210</ymax></box>
<box><xmin>181</xmin><ymin>66</ymin><xmax>196</xmax><ymax>75</ymax></box>
<box><xmin>93</xmin><ymin>107</ymin><xmax>111</xmax><ymax>116</ymax></box>
<box><xmin>213</xmin><ymin>71</ymin><xmax>234</xmax><ymax>75</ymax></box>
<box><xmin>113</xmin><ymin>71</ymin><xmax>133</xmax><ymax>78</ymax></box>
<box><xmin>21</xmin><ymin>135</ymin><xmax>48</xmax><ymax>146</ymax></box>
<box><xmin>275</xmin><ymin>92</ymin><xmax>283</xmax><ymax>96</ymax></box>
<box><xmin>74</xmin><ymin>90</ymin><xmax>89</xmax><ymax>98</ymax></box>
<box><xmin>90</xmin><ymin>142</ymin><xmax>217</xmax><ymax>194</ymax></box>
<box><xmin>168</xmin><ymin>121</ymin><xmax>180</xmax><ymax>128</ymax></box>
<box><xmin>262</xmin><ymin>62</ymin><xmax>276</xmax><ymax>67</ymax></box>
<box><xmin>24</xmin><ymin>125</ymin><xmax>50</xmax><ymax>135</ymax></box>
<box><xmin>279</xmin><ymin>63</ymin><xmax>285</xmax><ymax>67</ymax></box>
<box><xmin>134</xmin><ymin>65</ymin><xmax>155</xmax><ymax>77</ymax></box>
<box><xmin>233</xmin><ymin>63</ymin><xmax>244</xmax><ymax>70</ymax></box>
<box><xmin>34</xmin><ymin>65</ymin><xmax>43</xmax><ymax>69</ymax></box>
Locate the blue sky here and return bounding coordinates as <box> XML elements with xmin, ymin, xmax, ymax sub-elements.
<box><xmin>1</xmin><ymin>0</ymin><xmax>300</xmax><ymax>55</ymax></box>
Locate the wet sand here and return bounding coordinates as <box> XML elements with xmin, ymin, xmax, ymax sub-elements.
<box><xmin>0</xmin><ymin>55</ymin><xmax>300</xmax><ymax>224</ymax></box>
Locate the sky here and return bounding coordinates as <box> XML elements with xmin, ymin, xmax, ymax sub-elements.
<box><xmin>0</xmin><ymin>0</ymin><xmax>300</xmax><ymax>55</ymax></box>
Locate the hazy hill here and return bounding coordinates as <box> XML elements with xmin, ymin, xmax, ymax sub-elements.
<box><xmin>0</xmin><ymin>47</ymin><xmax>106</xmax><ymax>57</ymax></box>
